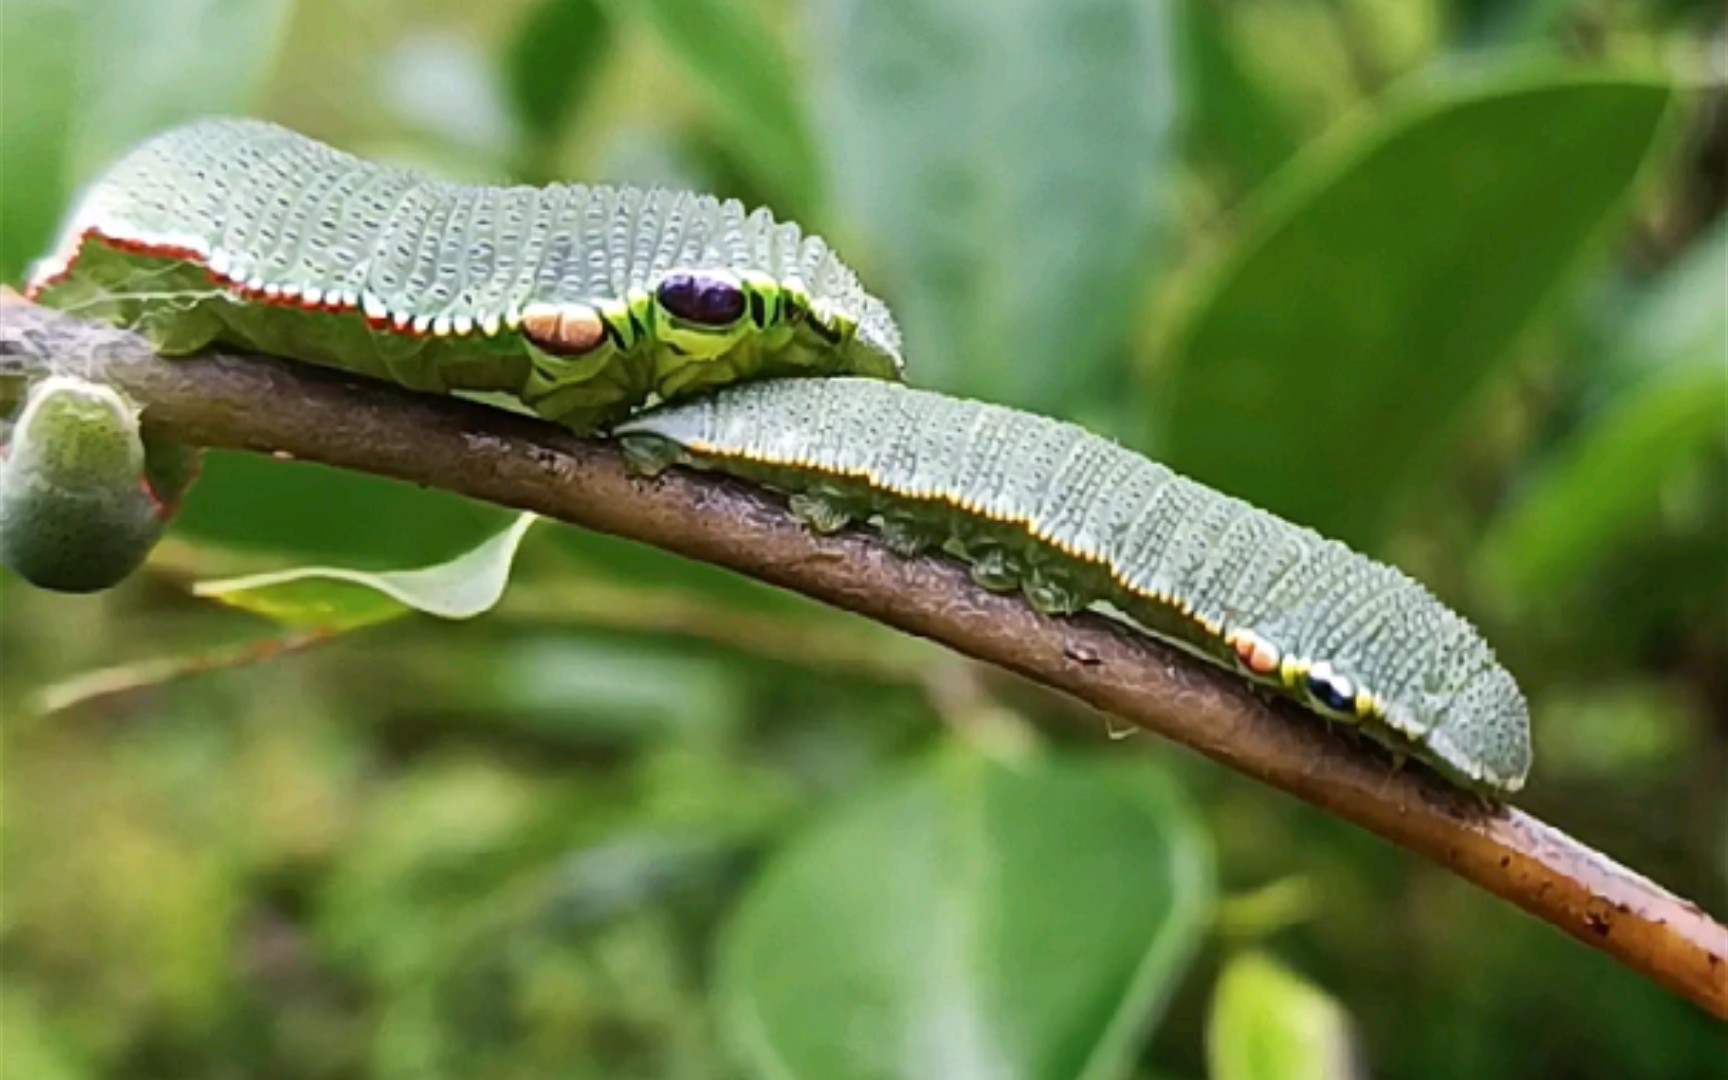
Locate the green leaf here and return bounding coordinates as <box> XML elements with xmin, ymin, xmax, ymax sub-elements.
<box><xmin>170</xmin><ymin>451</ymin><xmax>514</xmax><ymax>566</ymax></box>
<box><xmin>811</xmin><ymin>0</ymin><xmax>1177</xmax><ymax>409</ymax></box>
<box><xmin>1160</xmin><ymin>71</ymin><xmax>1674</xmax><ymax>548</ymax></box>
<box><xmin>1207</xmin><ymin>951</ymin><xmax>1354</xmax><ymax>1080</ymax></box>
<box><xmin>1177</xmin><ymin>0</ymin><xmax>1303</xmax><ymax>195</ymax></box>
<box><xmin>625</xmin><ymin>0</ymin><xmax>822</xmax><ymax>213</ymax></box>
<box><xmin>0</xmin><ymin>0</ymin><xmax>81</xmax><ymax>283</ymax></box>
<box><xmin>1477</xmin><ymin>225</ymin><xmax>1727</xmax><ymax>599</ymax></box>
<box><xmin>0</xmin><ymin>987</ymin><xmax>92</xmax><ymax>1080</ymax></box>
<box><xmin>0</xmin><ymin>0</ymin><xmax>294</xmax><ymax>282</ymax></box>
<box><xmin>73</xmin><ymin>0</ymin><xmax>296</xmax><ymax>176</ymax></box>
<box><xmin>504</xmin><ymin>0</ymin><xmax>614</xmax><ymax>168</ymax></box>
<box><xmin>716</xmin><ymin>751</ymin><xmax>1212</xmax><ymax>1080</ymax></box>
<box><xmin>194</xmin><ymin>513</ymin><xmax>539</xmax><ymax>629</ymax></box>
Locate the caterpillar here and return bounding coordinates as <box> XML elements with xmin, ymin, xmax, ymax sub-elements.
<box><xmin>1</xmin><ymin>375</ymin><xmax>198</xmax><ymax>593</ymax></box>
<box><xmin>617</xmin><ymin>378</ymin><xmax>1533</xmax><ymax>795</ymax></box>
<box><xmin>25</xmin><ymin>118</ymin><xmax>904</xmax><ymax>433</ymax></box>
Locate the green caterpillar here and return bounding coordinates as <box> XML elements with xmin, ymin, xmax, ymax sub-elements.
<box><xmin>26</xmin><ymin>118</ymin><xmax>904</xmax><ymax>433</ymax></box>
<box><xmin>618</xmin><ymin>378</ymin><xmax>1533</xmax><ymax>795</ymax></box>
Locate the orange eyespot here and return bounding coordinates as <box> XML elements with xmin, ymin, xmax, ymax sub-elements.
<box><xmin>1230</xmin><ymin>630</ymin><xmax>1281</xmax><ymax>677</ymax></box>
<box><xmin>522</xmin><ymin>304</ymin><xmax>607</xmax><ymax>356</ymax></box>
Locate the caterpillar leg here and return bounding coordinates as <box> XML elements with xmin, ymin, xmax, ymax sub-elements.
<box><xmin>789</xmin><ymin>492</ymin><xmax>852</xmax><ymax>534</ymax></box>
<box><xmin>619</xmin><ymin>435</ymin><xmax>686</xmax><ymax>478</ymax></box>
<box><xmin>877</xmin><ymin>514</ymin><xmax>937</xmax><ymax>558</ymax></box>
<box><xmin>1022</xmin><ymin>562</ymin><xmax>1087</xmax><ymax>615</ymax></box>
<box><xmin>968</xmin><ymin>545</ymin><xmax>1022</xmax><ymax>592</ymax></box>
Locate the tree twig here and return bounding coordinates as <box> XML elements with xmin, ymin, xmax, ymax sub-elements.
<box><xmin>3</xmin><ymin>291</ymin><xmax>1723</xmax><ymax>1019</ymax></box>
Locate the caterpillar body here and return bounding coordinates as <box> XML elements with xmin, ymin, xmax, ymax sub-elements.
<box><xmin>26</xmin><ymin>118</ymin><xmax>904</xmax><ymax>433</ymax></box>
<box><xmin>617</xmin><ymin>378</ymin><xmax>1533</xmax><ymax>795</ymax></box>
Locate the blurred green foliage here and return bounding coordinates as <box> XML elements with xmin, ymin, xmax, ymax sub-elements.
<box><xmin>1207</xmin><ymin>951</ymin><xmax>1352</xmax><ymax>1080</ymax></box>
<box><xmin>2</xmin><ymin>0</ymin><xmax>1725</xmax><ymax>1078</ymax></box>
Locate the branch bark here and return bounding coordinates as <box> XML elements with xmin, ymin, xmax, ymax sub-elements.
<box><xmin>3</xmin><ymin>291</ymin><xmax>1724</xmax><ymax>1020</ymax></box>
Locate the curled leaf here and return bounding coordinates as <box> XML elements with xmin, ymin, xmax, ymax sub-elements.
<box><xmin>193</xmin><ymin>512</ymin><xmax>541</xmax><ymax>628</ymax></box>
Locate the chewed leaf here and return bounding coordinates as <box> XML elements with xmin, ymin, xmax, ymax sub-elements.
<box><xmin>194</xmin><ymin>513</ymin><xmax>540</xmax><ymax>629</ymax></box>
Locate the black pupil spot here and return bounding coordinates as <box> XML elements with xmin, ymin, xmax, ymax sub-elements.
<box><xmin>657</xmin><ymin>272</ymin><xmax>746</xmax><ymax>326</ymax></box>
<box><xmin>1308</xmin><ymin>673</ymin><xmax>1352</xmax><ymax>712</ymax></box>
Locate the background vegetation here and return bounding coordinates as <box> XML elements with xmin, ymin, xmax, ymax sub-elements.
<box><xmin>2</xmin><ymin>0</ymin><xmax>1724</xmax><ymax>1077</ymax></box>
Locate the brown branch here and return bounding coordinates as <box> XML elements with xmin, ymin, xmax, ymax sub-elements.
<box><xmin>3</xmin><ymin>291</ymin><xmax>1724</xmax><ymax>1020</ymax></box>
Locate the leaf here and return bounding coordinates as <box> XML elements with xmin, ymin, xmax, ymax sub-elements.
<box><xmin>194</xmin><ymin>513</ymin><xmax>539</xmax><ymax>629</ymax></box>
<box><xmin>0</xmin><ymin>0</ymin><xmax>294</xmax><ymax>282</ymax></box>
<box><xmin>0</xmin><ymin>0</ymin><xmax>81</xmax><ymax>283</ymax></box>
<box><xmin>811</xmin><ymin>0</ymin><xmax>1178</xmax><ymax>409</ymax></box>
<box><xmin>0</xmin><ymin>987</ymin><xmax>91</xmax><ymax>1080</ymax></box>
<box><xmin>74</xmin><ymin>0</ymin><xmax>296</xmax><ymax>177</ymax></box>
<box><xmin>1207</xmin><ymin>951</ymin><xmax>1355</xmax><ymax>1080</ymax></box>
<box><xmin>1160</xmin><ymin>72</ymin><xmax>1674</xmax><ymax>548</ymax></box>
<box><xmin>380</xmin><ymin>30</ymin><xmax>517</xmax><ymax>165</ymax></box>
<box><xmin>1177</xmin><ymin>0</ymin><xmax>1303</xmax><ymax>195</ymax></box>
<box><xmin>1477</xmin><ymin>224</ymin><xmax>1727</xmax><ymax>599</ymax></box>
<box><xmin>625</xmin><ymin>0</ymin><xmax>822</xmax><ymax>213</ymax></box>
<box><xmin>504</xmin><ymin>0</ymin><xmax>614</xmax><ymax>150</ymax></box>
<box><xmin>171</xmin><ymin>450</ymin><xmax>515</xmax><ymax>567</ymax></box>
<box><xmin>715</xmin><ymin>751</ymin><xmax>1212</xmax><ymax>1080</ymax></box>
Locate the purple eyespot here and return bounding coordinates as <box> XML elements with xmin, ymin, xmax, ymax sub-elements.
<box><xmin>656</xmin><ymin>271</ymin><xmax>746</xmax><ymax>327</ymax></box>
<box><xmin>1306</xmin><ymin>665</ymin><xmax>1355</xmax><ymax>714</ymax></box>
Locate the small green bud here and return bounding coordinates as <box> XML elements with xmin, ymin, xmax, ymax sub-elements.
<box><xmin>0</xmin><ymin>376</ymin><xmax>187</xmax><ymax>592</ymax></box>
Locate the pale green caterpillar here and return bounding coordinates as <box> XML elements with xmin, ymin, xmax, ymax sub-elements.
<box><xmin>1</xmin><ymin>375</ymin><xmax>198</xmax><ymax>593</ymax></box>
<box><xmin>618</xmin><ymin>378</ymin><xmax>1534</xmax><ymax>796</ymax></box>
<box><xmin>26</xmin><ymin>118</ymin><xmax>904</xmax><ymax>433</ymax></box>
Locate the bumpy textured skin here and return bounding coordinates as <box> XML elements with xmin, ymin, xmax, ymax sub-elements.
<box><xmin>617</xmin><ymin>379</ymin><xmax>1533</xmax><ymax>795</ymax></box>
<box><xmin>27</xmin><ymin>118</ymin><xmax>904</xmax><ymax>432</ymax></box>
<box><xmin>0</xmin><ymin>377</ymin><xmax>179</xmax><ymax>593</ymax></box>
